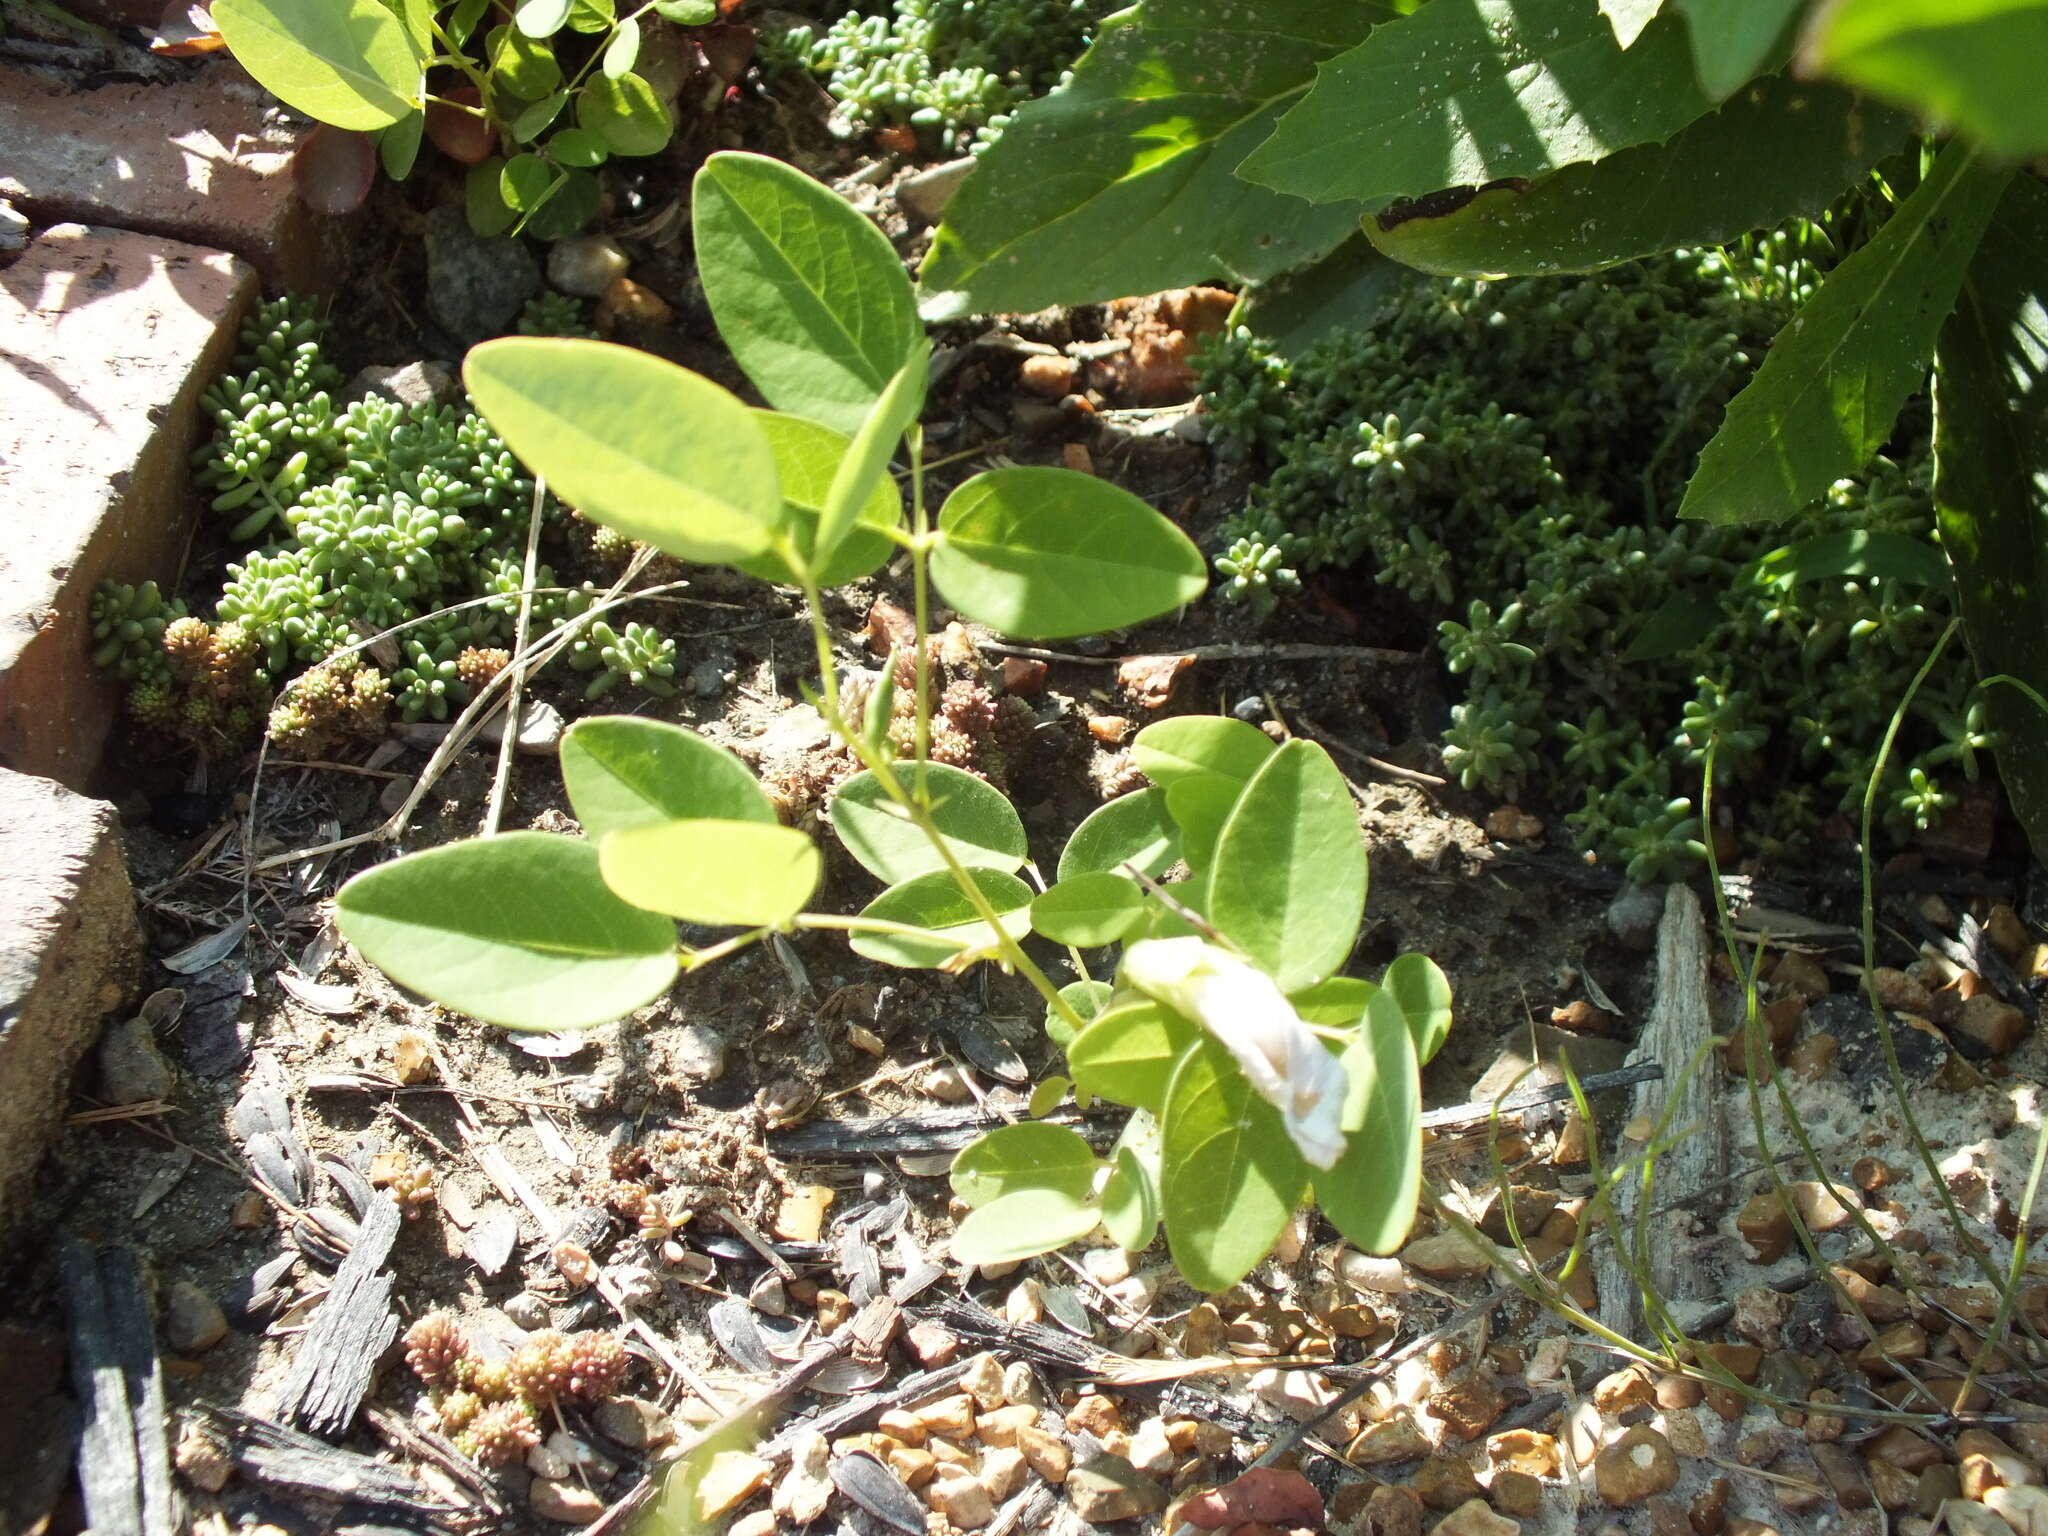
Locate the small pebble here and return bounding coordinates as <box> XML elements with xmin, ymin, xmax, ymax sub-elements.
<box><xmin>921</xmin><ymin>1063</ymin><xmax>974</xmax><ymax>1104</ymax></box>
<box><xmin>0</xmin><ymin>198</ymin><xmax>29</xmax><ymax>253</ymax></box>
<box><xmin>100</xmin><ymin>1016</ymin><xmax>174</xmax><ymax>1105</ymax></box>
<box><xmin>670</xmin><ymin>1023</ymin><xmax>726</xmax><ymax>1083</ymax></box>
<box><xmin>505</xmin><ymin>1292</ymin><xmax>552</xmax><ymax>1330</ymax></box>
<box><xmin>1231</xmin><ymin>695</ymin><xmax>1267</xmax><ymax>722</ymax></box>
<box><xmin>594</xmin><ymin>1395</ymin><xmax>673</xmax><ymax>1451</ymax></box>
<box><xmin>163</xmin><ymin>1281</ymin><xmax>227</xmax><ymax>1355</ymax></box>
<box><xmin>547</xmin><ymin>235</ymin><xmax>630</xmax><ymax>298</ymax></box>
<box><xmin>530</xmin><ymin>1476</ymin><xmax>605</xmax><ymax>1524</ymax></box>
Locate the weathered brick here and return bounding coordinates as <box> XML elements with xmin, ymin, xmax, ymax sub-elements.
<box><xmin>0</xmin><ymin>766</ymin><xmax>140</xmax><ymax>1237</ymax></box>
<box><xmin>0</xmin><ymin>222</ymin><xmax>254</xmax><ymax>787</ymax></box>
<box><xmin>0</xmin><ymin>59</ymin><xmax>326</xmax><ymax>290</ymax></box>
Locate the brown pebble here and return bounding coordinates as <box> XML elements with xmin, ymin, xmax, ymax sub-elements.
<box><xmin>1786</xmin><ymin>1180</ymin><xmax>1854</xmax><ymax>1232</ymax></box>
<box><xmin>1429</xmin><ymin>1372</ymin><xmax>1506</xmax><ymax>1441</ymax></box>
<box><xmin>1060</xmin><ymin>441</ymin><xmax>1095</xmax><ymax>475</ymax></box>
<box><xmin>1415</xmin><ymin>1456</ymin><xmax>1484</xmax><ymax>1511</ymax></box>
<box><xmin>1593</xmin><ymin>1364</ymin><xmax>1657</xmax><ymax>1415</ymax></box>
<box><xmin>1549</xmin><ymin>999</ymin><xmax>1611</xmax><ymax>1034</ymax></box>
<box><xmin>999</xmin><ymin>657</ymin><xmax>1047</xmax><ymax>697</ymax></box>
<box><xmin>1488</xmin><ymin>1429</ymin><xmax>1560</xmax><ymax>1478</ymax></box>
<box><xmin>1771</xmin><ymin>951</ymin><xmax>1830</xmax><ymax>1000</ymax></box>
<box><xmin>1956</xmin><ymin>993</ymin><xmax>2028</xmax><ymax>1056</ymax></box>
<box><xmin>1594</xmin><ymin>1427</ymin><xmax>1679</xmax><ymax>1507</ymax></box>
<box><xmin>1359</xmin><ymin>1484</ymin><xmax>1424</xmax><ymax>1536</ymax></box>
<box><xmin>814</xmin><ymin>1289</ymin><xmax>854</xmax><ymax>1333</ymax></box>
<box><xmin>1736</xmin><ymin>1192</ymin><xmax>1793</xmax><ymax>1262</ymax></box>
<box><xmin>1490</xmin><ymin>1470</ymin><xmax>1542</xmax><ymax>1518</ymax></box>
<box><xmin>1019</xmin><ymin>354</ymin><xmax>1080</xmax><ymax>398</ymax></box>
<box><xmin>596</xmin><ymin>276</ymin><xmax>674</xmax><ymax>330</ymax></box>
<box><xmin>1988</xmin><ymin>904</ymin><xmax>2031</xmax><ymax>960</ymax></box>
<box><xmin>1785</xmin><ymin>1033</ymin><xmax>1838</xmax><ymax>1079</ymax></box>
<box><xmin>1087</xmin><ymin>714</ymin><xmax>1131</xmax><ymax>745</ymax></box>
<box><xmin>1689</xmin><ymin>1475</ymin><xmax>1730</xmax><ymax>1536</ymax></box>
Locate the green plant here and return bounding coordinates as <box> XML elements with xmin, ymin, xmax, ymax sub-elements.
<box><xmin>758</xmin><ymin>0</ymin><xmax>1107</xmax><ymax>153</ymax></box>
<box><xmin>922</xmin><ymin>0</ymin><xmax>2048</xmax><ymax>861</ymax></box>
<box><xmin>210</xmin><ymin>0</ymin><xmax>721</xmax><ymax>235</ymax></box>
<box><xmin>331</xmin><ymin>149</ymin><xmax>1442</xmax><ymax>1292</ymax></box>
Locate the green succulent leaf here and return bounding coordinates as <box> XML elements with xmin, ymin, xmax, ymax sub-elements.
<box><xmin>730</xmin><ymin>412</ymin><xmax>904</xmax><ymax>588</ymax></box>
<box><xmin>950</xmin><ymin>1122</ymin><xmax>1099</xmax><ymax>1207</ymax></box>
<box><xmin>1681</xmin><ymin>140</ymin><xmax>2010</xmax><ymax>526</ymax></box>
<box><xmin>1056</xmin><ymin>786</ymin><xmax>1181</xmax><ymax>883</ymax></box>
<box><xmin>561</xmin><ymin>718</ymin><xmax>774</xmax><ymax>843</ymax></box>
<box><xmin>1161</xmin><ymin>1038</ymin><xmax>1309</xmax><ymax>1293</ymax></box>
<box><xmin>830</xmin><ymin>765</ymin><xmax>1027</xmax><ymax>884</ymax></box>
<box><xmin>1207</xmin><ymin>740</ymin><xmax>1366</xmax><ymax>994</ymax></box>
<box><xmin>334</xmin><ymin>833</ymin><xmax>678</xmax><ymax>1031</ymax></box>
<box><xmin>850</xmin><ymin>868</ymin><xmax>1035</xmax><ymax>969</ymax></box>
<box><xmin>1808</xmin><ymin>0</ymin><xmax>2048</xmax><ymax>160</ymax></box>
<box><xmin>1031</xmin><ymin>872</ymin><xmax>1152</xmax><ymax>947</ymax></box>
<box><xmin>1366</xmin><ymin>77</ymin><xmax>1913</xmax><ymax>277</ymax></box>
<box><xmin>463</xmin><ymin>337</ymin><xmax>784</xmax><ymax>563</ymax></box>
<box><xmin>916</xmin><ymin>1</ymin><xmax>1388</xmax><ymax>319</ymax></box>
<box><xmin>1316</xmin><ymin>989</ymin><xmax>1423</xmax><ymax>1255</ymax></box>
<box><xmin>1067</xmin><ymin>999</ymin><xmax>1199</xmax><ymax>1113</ymax></box>
<box><xmin>1238</xmin><ymin>0</ymin><xmax>1720</xmax><ymax>210</ymax></box>
<box><xmin>599</xmin><ymin>819</ymin><xmax>819</xmax><ymax>928</ymax></box>
<box><xmin>213</xmin><ymin>0</ymin><xmax>422</xmax><ymax>130</ymax></box>
<box><xmin>694</xmin><ymin>151</ymin><xmax>925</xmax><ymax>438</ymax></box>
<box><xmin>951</xmin><ymin>1187</ymin><xmax>1103</xmax><ymax>1265</ymax></box>
<box><xmin>931</xmin><ymin>468</ymin><xmax>1207</xmax><ymax>640</ymax></box>
<box><xmin>1380</xmin><ymin>952</ymin><xmax>1453</xmax><ymax>1065</ymax></box>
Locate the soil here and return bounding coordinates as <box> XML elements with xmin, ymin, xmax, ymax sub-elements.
<box><xmin>16</xmin><ymin>41</ymin><xmax>2048</xmax><ymax>1536</ymax></box>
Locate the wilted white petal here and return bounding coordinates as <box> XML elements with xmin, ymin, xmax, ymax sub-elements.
<box><xmin>1121</xmin><ymin>938</ymin><xmax>1349</xmax><ymax>1170</ymax></box>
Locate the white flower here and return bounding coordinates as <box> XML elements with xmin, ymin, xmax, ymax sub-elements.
<box><xmin>1120</xmin><ymin>937</ymin><xmax>1349</xmax><ymax>1170</ymax></box>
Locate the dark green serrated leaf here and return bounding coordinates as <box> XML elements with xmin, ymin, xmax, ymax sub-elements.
<box><xmin>1237</xmin><ymin>234</ymin><xmax>1403</xmax><ymax>359</ymax></box>
<box><xmin>1161</xmin><ymin>1039</ymin><xmax>1308</xmax><ymax>1293</ymax></box>
<box><xmin>1239</xmin><ymin>0</ymin><xmax>1718</xmax><ymax>211</ymax></box>
<box><xmin>1681</xmin><ymin>141</ymin><xmax>2010</xmax><ymax>527</ymax></box>
<box><xmin>1809</xmin><ymin>0</ymin><xmax>2048</xmax><ymax>161</ymax></box>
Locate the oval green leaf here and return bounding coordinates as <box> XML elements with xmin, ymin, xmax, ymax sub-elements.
<box><xmin>950</xmin><ymin>1122</ymin><xmax>1099</xmax><ymax>1207</ymax></box>
<box><xmin>465</xmin><ymin>157</ymin><xmax>518</xmax><ymax>236</ymax></box>
<box><xmin>1030</xmin><ymin>872</ymin><xmax>1150</xmax><ymax>947</ymax></box>
<box><xmin>335</xmin><ymin>832</ymin><xmax>678</xmax><ymax>1031</ymax></box>
<box><xmin>693</xmin><ymin>150</ymin><xmax>925</xmax><ymax>438</ymax></box>
<box><xmin>1163</xmin><ymin>776</ymin><xmax>1243</xmax><ymax>877</ymax></box>
<box><xmin>215</xmin><ymin>0</ymin><xmax>422</xmax><ymax>130</ymax></box>
<box><xmin>1056</xmin><ymin>786</ymin><xmax>1181</xmax><ymax>883</ymax></box>
<box><xmin>379</xmin><ymin>110</ymin><xmax>424</xmax><ymax>179</ymax></box>
<box><xmin>549</xmin><ymin>125</ymin><xmax>609</xmax><ymax>168</ymax></box>
<box><xmin>1316</xmin><ymin>989</ymin><xmax>1422</xmax><ymax>1254</ymax></box>
<box><xmin>814</xmin><ymin>344</ymin><xmax>928</xmax><ymax>568</ymax></box>
<box><xmin>829</xmin><ymin>764</ymin><xmax>1027</xmax><ymax>884</ymax></box>
<box><xmin>1068</xmin><ymin>999</ymin><xmax>1199</xmax><ymax>1113</ymax></box>
<box><xmin>1101</xmin><ymin>1138</ymin><xmax>1161</xmax><ymax>1254</ymax></box>
<box><xmin>1131</xmin><ymin>715</ymin><xmax>1277</xmax><ymax>788</ymax></box>
<box><xmin>1046</xmin><ymin>978</ymin><xmax>1113</xmax><ymax>1049</ymax></box>
<box><xmin>514</xmin><ymin>0</ymin><xmax>569</xmax><ymax>35</ymax></box>
<box><xmin>932</xmin><ymin>468</ymin><xmax>1207</xmax><ymax>640</ymax></box>
<box><xmin>1161</xmin><ymin>1038</ymin><xmax>1309</xmax><ymax>1293</ymax></box>
<box><xmin>500</xmin><ymin>151</ymin><xmax>554</xmax><ymax>211</ymax></box>
<box><xmin>598</xmin><ymin>818</ymin><xmax>817</xmax><ymax>928</ymax></box>
<box><xmin>1208</xmin><ymin>740</ymin><xmax>1366</xmax><ymax>994</ymax></box>
<box><xmin>489</xmin><ymin>21</ymin><xmax>562</xmax><ymax>96</ymax></box>
<box><xmin>1381</xmin><ymin>952</ymin><xmax>1453</xmax><ymax>1065</ymax></box>
<box><xmin>850</xmin><ymin>867</ymin><xmax>1034</xmax><ymax>969</ymax></box>
<box><xmin>463</xmin><ymin>337</ymin><xmax>784</xmax><ymax>564</ymax></box>
<box><xmin>511</xmin><ymin>90</ymin><xmax>567</xmax><ymax>142</ymax></box>
<box><xmin>1291</xmin><ymin>975</ymin><xmax>1377</xmax><ymax>1028</ymax></box>
<box><xmin>951</xmin><ymin>1187</ymin><xmax>1103</xmax><ymax>1266</ymax></box>
<box><xmin>601</xmin><ymin>13</ymin><xmax>640</xmax><ymax>76</ymax></box>
<box><xmin>576</xmin><ymin>72</ymin><xmax>672</xmax><ymax>156</ymax></box>
<box><xmin>561</xmin><ymin>717</ymin><xmax>773</xmax><ymax>842</ymax></box>
<box><xmin>729</xmin><ymin>412</ymin><xmax>903</xmax><ymax>588</ymax></box>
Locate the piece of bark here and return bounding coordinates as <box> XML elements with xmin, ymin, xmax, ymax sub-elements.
<box><xmin>99</xmin><ymin>1247</ymin><xmax>178</xmax><ymax>1536</ymax></box>
<box><xmin>56</xmin><ymin>1233</ymin><xmax>168</xmax><ymax>1536</ymax></box>
<box><xmin>197</xmin><ymin>1403</ymin><xmax>468</xmax><ymax>1530</ymax></box>
<box><xmin>278</xmin><ymin>1194</ymin><xmax>400</xmax><ymax>1436</ymax></box>
<box><xmin>1597</xmin><ymin>884</ymin><xmax>1731</xmax><ymax>1340</ymax></box>
<box><xmin>771</xmin><ymin>1104</ymin><xmax>1113</xmax><ymax>1158</ymax></box>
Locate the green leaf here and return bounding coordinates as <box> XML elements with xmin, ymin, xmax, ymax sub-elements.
<box><xmin>1131</xmin><ymin>716</ymin><xmax>1276</xmax><ymax>788</ymax></box>
<box><xmin>500</xmin><ymin>151</ymin><xmax>554</xmax><ymax>211</ymax></box>
<box><xmin>1681</xmin><ymin>141</ymin><xmax>2010</xmax><ymax>526</ymax></box>
<box><xmin>1028</xmin><ymin>1076</ymin><xmax>1070</xmax><ymax>1117</ymax></box>
<box><xmin>1164</xmin><ymin>776</ymin><xmax>1242</xmax><ymax>876</ymax></box>
<box><xmin>1238</xmin><ymin>0</ymin><xmax>1718</xmax><ymax>211</ymax></box>
<box><xmin>378</xmin><ymin>110</ymin><xmax>424</xmax><ymax>180</ymax></box>
<box><xmin>549</xmin><ymin>126</ymin><xmax>609</xmax><ymax>167</ymax></box>
<box><xmin>917</xmin><ymin>2</ymin><xmax>1388</xmax><ymax>320</ymax></box>
<box><xmin>520</xmin><ymin>168</ymin><xmax>599</xmax><ymax>239</ymax></box>
<box><xmin>1366</xmin><ymin>76</ymin><xmax>1913</xmax><ymax>277</ymax></box>
<box><xmin>1290</xmin><ymin>975</ymin><xmax>1377</xmax><ymax>1028</ymax></box>
<box><xmin>1067</xmin><ymin>999</ymin><xmax>1198</xmax><ymax>1112</ymax></box>
<box><xmin>463</xmin><ymin>338</ymin><xmax>784</xmax><ymax>563</ymax></box>
<box><xmin>1046</xmin><ymin>979</ymin><xmax>1113</xmax><ymax>1049</ymax></box>
<box><xmin>511</xmin><ymin>90</ymin><xmax>567</xmax><ymax>142</ymax></box>
<box><xmin>1743</xmin><ymin>529</ymin><xmax>1949</xmax><ymax>590</ymax></box>
<box><xmin>488</xmin><ymin>22</ymin><xmax>562</xmax><ymax>96</ymax></box>
<box><xmin>1161</xmin><ymin>1039</ymin><xmax>1308</xmax><ymax>1293</ymax></box>
<box><xmin>1237</xmin><ymin>234</ymin><xmax>1404</xmax><ymax>359</ymax></box>
<box><xmin>1032</xmin><ymin>873</ymin><xmax>1151</xmax><ymax>947</ymax></box>
<box><xmin>814</xmin><ymin>344</ymin><xmax>928</xmax><ymax>569</ymax></box>
<box><xmin>465</xmin><ymin>157</ymin><xmax>518</xmax><ymax>235</ymax></box>
<box><xmin>601</xmin><ymin>14</ymin><xmax>640</xmax><ymax>78</ymax></box>
<box><xmin>568</xmin><ymin>0</ymin><xmax>613</xmax><ymax>32</ymax></box>
<box><xmin>1056</xmin><ymin>787</ymin><xmax>1180</xmax><ymax>883</ymax></box>
<box><xmin>1934</xmin><ymin>173</ymin><xmax>2048</xmax><ymax>861</ymax></box>
<box><xmin>561</xmin><ymin>717</ymin><xmax>773</xmax><ymax>843</ymax></box>
<box><xmin>1672</xmin><ymin>0</ymin><xmax>1803</xmax><ymax>97</ymax></box>
<box><xmin>952</xmin><ymin>1188</ymin><xmax>1103</xmax><ymax>1265</ymax></box>
<box><xmin>950</xmin><ymin>1122</ymin><xmax>1099</xmax><ymax>1207</ymax></box>
<box><xmin>1316</xmin><ymin>990</ymin><xmax>1422</xmax><ymax>1254</ymax></box>
<box><xmin>1623</xmin><ymin>593</ymin><xmax>1724</xmax><ymax>661</ymax></box>
<box><xmin>213</xmin><ymin>0</ymin><xmax>421</xmax><ymax>130</ymax></box>
<box><xmin>1101</xmin><ymin>1114</ymin><xmax>1162</xmax><ymax>1252</ymax></box>
<box><xmin>652</xmin><ymin>0</ymin><xmax>715</xmax><ymax>19</ymax></box>
<box><xmin>729</xmin><ymin>412</ymin><xmax>903</xmax><ymax>588</ymax></box>
<box><xmin>1808</xmin><ymin>0</ymin><xmax>2048</xmax><ymax>160</ymax></box>
<box><xmin>1600</xmin><ymin>0</ymin><xmax>1664</xmax><ymax>47</ymax></box>
<box><xmin>850</xmin><ymin>868</ymin><xmax>1035</xmax><ymax>969</ymax></box>
<box><xmin>1380</xmin><ymin>952</ymin><xmax>1453</xmax><ymax>1065</ymax></box>
<box><xmin>514</xmin><ymin>0</ymin><xmax>570</xmax><ymax>36</ymax></box>
<box><xmin>830</xmin><ymin>765</ymin><xmax>1027</xmax><ymax>884</ymax></box>
<box><xmin>576</xmin><ymin>72</ymin><xmax>671</xmax><ymax>156</ymax></box>
<box><xmin>599</xmin><ymin>819</ymin><xmax>819</xmax><ymax>928</ymax></box>
<box><xmin>1207</xmin><ymin>741</ymin><xmax>1366</xmax><ymax>993</ymax></box>
<box><xmin>931</xmin><ymin>468</ymin><xmax>1207</xmax><ymax>640</ymax></box>
<box><xmin>335</xmin><ymin>833</ymin><xmax>678</xmax><ymax>1031</ymax></box>
<box><xmin>694</xmin><ymin>151</ymin><xmax>925</xmax><ymax>438</ymax></box>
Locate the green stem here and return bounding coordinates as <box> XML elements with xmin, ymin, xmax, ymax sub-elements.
<box><xmin>679</xmin><ymin>928</ymin><xmax>768</xmax><ymax>970</ymax></box>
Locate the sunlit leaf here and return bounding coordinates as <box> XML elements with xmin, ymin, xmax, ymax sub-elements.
<box><xmin>1316</xmin><ymin>990</ymin><xmax>1422</xmax><ymax>1254</ymax></box>
<box><xmin>599</xmin><ymin>819</ymin><xmax>818</xmax><ymax>927</ymax></box>
<box><xmin>561</xmin><ymin>718</ymin><xmax>774</xmax><ymax>843</ymax></box>
<box><xmin>950</xmin><ymin>1122</ymin><xmax>1099</xmax><ymax>1206</ymax></box>
<box><xmin>214</xmin><ymin>0</ymin><xmax>422</xmax><ymax>129</ymax></box>
<box><xmin>1161</xmin><ymin>1039</ymin><xmax>1308</xmax><ymax>1293</ymax></box>
<box><xmin>850</xmin><ymin>868</ymin><xmax>1034</xmax><ymax>968</ymax></box>
<box><xmin>1808</xmin><ymin>0</ymin><xmax>2048</xmax><ymax>160</ymax></box>
<box><xmin>1380</xmin><ymin>952</ymin><xmax>1452</xmax><ymax>1064</ymax></box>
<box><xmin>814</xmin><ymin>345</ymin><xmax>927</xmax><ymax>569</ymax></box>
<box><xmin>1031</xmin><ymin>872</ymin><xmax>1151</xmax><ymax>947</ymax></box>
<box><xmin>830</xmin><ymin>765</ymin><xmax>1028</xmax><ymax>884</ymax></box>
<box><xmin>729</xmin><ymin>412</ymin><xmax>904</xmax><ymax>588</ymax></box>
<box><xmin>1068</xmin><ymin>999</ymin><xmax>1198</xmax><ymax>1112</ymax></box>
<box><xmin>952</xmin><ymin>1188</ymin><xmax>1102</xmax><ymax>1264</ymax></box>
<box><xmin>1056</xmin><ymin>786</ymin><xmax>1181</xmax><ymax>883</ymax></box>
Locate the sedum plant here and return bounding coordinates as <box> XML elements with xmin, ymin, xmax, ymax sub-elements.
<box><xmin>332</xmin><ymin>150</ymin><xmax>1442</xmax><ymax>1291</ymax></box>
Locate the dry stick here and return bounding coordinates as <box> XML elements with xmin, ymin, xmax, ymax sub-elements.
<box><xmin>1293</xmin><ymin>710</ymin><xmax>1448</xmax><ymax>789</ymax></box>
<box><xmin>481</xmin><ymin>475</ymin><xmax>547</xmax><ymax>838</ymax></box>
<box><xmin>975</xmin><ymin>639</ymin><xmax>1423</xmax><ymax>667</ymax></box>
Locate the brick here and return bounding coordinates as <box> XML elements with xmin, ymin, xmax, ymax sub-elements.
<box><xmin>0</xmin><ymin>59</ymin><xmax>327</xmax><ymax>290</ymax></box>
<box><xmin>0</xmin><ymin>766</ymin><xmax>140</xmax><ymax>1236</ymax></box>
<box><xmin>0</xmin><ymin>222</ymin><xmax>254</xmax><ymax>788</ymax></box>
